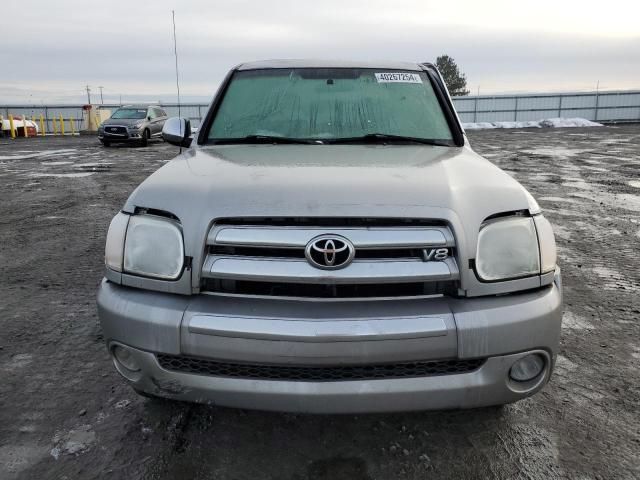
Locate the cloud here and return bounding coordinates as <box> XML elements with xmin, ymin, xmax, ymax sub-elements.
<box><xmin>0</xmin><ymin>0</ymin><xmax>638</xmax><ymax>103</ymax></box>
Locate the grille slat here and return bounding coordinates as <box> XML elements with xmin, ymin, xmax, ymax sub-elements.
<box><xmin>157</xmin><ymin>354</ymin><xmax>485</xmax><ymax>382</ymax></box>
<box><xmin>201</xmin><ymin>218</ymin><xmax>458</xmax><ymax>298</ymax></box>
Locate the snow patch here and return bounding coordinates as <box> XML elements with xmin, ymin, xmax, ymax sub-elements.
<box><xmin>463</xmin><ymin>117</ymin><xmax>603</xmax><ymax>130</ymax></box>
<box><xmin>562</xmin><ymin>312</ymin><xmax>594</xmax><ymax>330</ymax></box>
<box><xmin>50</xmin><ymin>425</ymin><xmax>96</xmax><ymax>459</ymax></box>
<box><xmin>2</xmin><ymin>353</ymin><xmax>33</xmax><ymax>371</ymax></box>
<box><xmin>114</xmin><ymin>399</ymin><xmax>131</xmax><ymax>409</ymax></box>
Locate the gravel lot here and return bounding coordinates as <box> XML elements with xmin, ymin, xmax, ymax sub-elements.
<box><xmin>1</xmin><ymin>127</ymin><xmax>639</xmax><ymax>479</ymax></box>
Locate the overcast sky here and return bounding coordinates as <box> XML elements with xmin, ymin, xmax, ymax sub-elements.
<box><xmin>1</xmin><ymin>0</ymin><xmax>639</xmax><ymax>103</ymax></box>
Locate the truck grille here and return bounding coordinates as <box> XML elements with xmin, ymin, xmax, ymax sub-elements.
<box><xmin>157</xmin><ymin>354</ymin><xmax>485</xmax><ymax>382</ymax></box>
<box><xmin>200</xmin><ymin>218</ymin><xmax>459</xmax><ymax>299</ymax></box>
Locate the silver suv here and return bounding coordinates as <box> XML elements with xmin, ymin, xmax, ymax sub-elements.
<box><xmin>98</xmin><ymin>105</ymin><xmax>167</xmax><ymax>147</ymax></box>
<box><xmin>97</xmin><ymin>60</ymin><xmax>562</xmax><ymax>413</ymax></box>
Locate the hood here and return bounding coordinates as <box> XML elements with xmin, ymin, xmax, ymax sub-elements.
<box><xmin>123</xmin><ymin>144</ymin><xmax>536</xmax><ymax>257</ymax></box>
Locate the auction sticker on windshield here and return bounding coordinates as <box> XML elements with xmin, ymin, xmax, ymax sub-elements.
<box><xmin>375</xmin><ymin>72</ymin><xmax>422</xmax><ymax>83</ymax></box>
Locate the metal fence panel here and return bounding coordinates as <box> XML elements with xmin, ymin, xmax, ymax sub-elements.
<box><xmin>561</xmin><ymin>95</ymin><xmax>597</xmax><ymax>109</ymax></box>
<box><xmin>598</xmin><ymin>106</ymin><xmax>640</xmax><ymax>120</ymax></box>
<box><xmin>476</xmin><ymin>97</ymin><xmax>517</xmax><ymax>112</ymax></box>
<box><xmin>2</xmin><ymin>90</ymin><xmax>639</xmax><ymax>135</ymax></box>
<box><xmin>451</xmin><ymin>90</ymin><xmax>640</xmax><ymax>123</ymax></box>
<box><xmin>598</xmin><ymin>92</ymin><xmax>640</xmax><ymax>108</ymax></box>
<box><xmin>516</xmin><ymin>96</ymin><xmax>560</xmax><ymax>110</ymax></box>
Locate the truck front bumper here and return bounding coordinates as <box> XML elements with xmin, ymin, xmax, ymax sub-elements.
<box><xmin>97</xmin><ymin>270</ymin><xmax>562</xmax><ymax>413</ymax></box>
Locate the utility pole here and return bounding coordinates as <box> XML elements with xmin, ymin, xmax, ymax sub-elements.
<box><xmin>98</xmin><ymin>86</ymin><xmax>104</xmax><ymax>104</ymax></box>
<box><xmin>85</xmin><ymin>85</ymin><xmax>92</xmax><ymax>104</ymax></box>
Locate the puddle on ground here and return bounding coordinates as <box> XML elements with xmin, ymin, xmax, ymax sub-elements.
<box><xmin>40</xmin><ymin>161</ymin><xmax>74</xmax><ymax>166</ymax></box>
<box><xmin>539</xmin><ymin>196</ymin><xmax>578</xmax><ymax>203</ymax></box>
<box><xmin>600</xmin><ymin>138</ymin><xmax>631</xmax><ymax>144</ymax></box>
<box><xmin>562</xmin><ymin>181</ymin><xmax>593</xmax><ymax>190</ymax></box>
<box><xmin>550</xmin><ymin>224</ymin><xmax>571</xmax><ymax>240</ymax></box>
<box><xmin>0</xmin><ymin>149</ymin><xmax>78</xmax><ymax>161</ymax></box>
<box><xmin>73</xmin><ymin>162</ymin><xmax>113</xmax><ymax>172</ymax></box>
<box><xmin>521</xmin><ymin>148</ymin><xmax>590</xmax><ymax>158</ymax></box>
<box><xmin>29</xmin><ymin>172</ymin><xmax>95</xmax><ymax>178</ymax></box>
<box><xmin>555</xmin><ymin>354</ymin><xmax>578</xmax><ymax>372</ymax></box>
<box><xmin>2</xmin><ymin>353</ymin><xmax>33</xmax><ymax>371</ymax></box>
<box><xmin>629</xmin><ymin>181</ymin><xmax>640</xmax><ymax>189</ymax></box>
<box><xmin>591</xmin><ymin>265</ymin><xmax>640</xmax><ymax>292</ymax></box>
<box><xmin>0</xmin><ymin>444</ymin><xmax>49</xmax><ymax>477</ymax></box>
<box><xmin>571</xmin><ymin>191</ymin><xmax>640</xmax><ymax>212</ymax></box>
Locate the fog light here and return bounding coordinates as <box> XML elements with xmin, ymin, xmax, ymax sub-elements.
<box><xmin>112</xmin><ymin>345</ymin><xmax>140</xmax><ymax>372</ymax></box>
<box><xmin>509</xmin><ymin>354</ymin><xmax>545</xmax><ymax>382</ymax></box>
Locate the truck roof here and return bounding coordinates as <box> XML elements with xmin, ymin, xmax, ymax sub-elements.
<box><xmin>236</xmin><ymin>59</ymin><xmax>425</xmax><ymax>71</ymax></box>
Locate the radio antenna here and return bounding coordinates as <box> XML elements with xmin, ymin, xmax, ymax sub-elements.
<box><xmin>171</xmin><ymin>10</ymin><xmax>183</xmax><ymax>149</ymax></box>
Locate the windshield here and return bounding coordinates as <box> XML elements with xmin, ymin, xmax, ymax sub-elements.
<box><xmin>111</xmin><ymin>108</ymin><xmax>147</xmax><ymax>120</ymax></box>
<box><xmin>207</xmin><ymin>68</ymin><xmax>453</xmax><ymax>144</ymax></box>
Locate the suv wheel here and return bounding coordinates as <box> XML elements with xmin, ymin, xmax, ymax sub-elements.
<box><xmin>140</xmin><ymin>129</ymin><xmax>150</xmax><ymax>147</ymax></box>
<box><xmin>101</xmin><ymin>140</ymin><xmax>111</xmax><ymax>147</ymax></box>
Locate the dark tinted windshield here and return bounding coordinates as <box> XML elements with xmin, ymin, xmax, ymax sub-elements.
<box><xmin>208</xmin><ymin>68</ymin><xmax>453</xmax><ymax>143</ymax></box>
<box><xmin>111</xmin><ymin>108</ymin><xmax>147</xmax><ymax>120</ymax></box>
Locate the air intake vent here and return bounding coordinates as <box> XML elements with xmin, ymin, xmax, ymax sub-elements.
<box><xmin>157</xmin><ymin>354</ymin><xmax>485</xmax><ymax>382</ymax></box>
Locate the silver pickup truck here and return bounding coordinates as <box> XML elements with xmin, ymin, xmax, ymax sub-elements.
<box><xmin>97</xmin><ymin>60</ymin><xmax>562</xmax><ymax>413</ymax></box>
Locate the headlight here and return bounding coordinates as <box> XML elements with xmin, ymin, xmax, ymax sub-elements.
<box><xmin>104</xmin><ymin>213</ymin><xmax>184</xmax><ymax>280</ymax></box>
<box><xmin>128</xmin><ymin>122</ymin><xmax>144</xmax><ymax>130</ymax></box>
<box><xmin>476</xmin><ymin>216</ymin><xmax>540</xmax><ymax>281</ymax></box>
<box><xmin>123</xmin><ymin>215</ymin><xmax>184</xmax><ymax>279</ymax></box>
<box><xmin>533</xmin><ymin>215</ymin><xmax>557</xmax><ymax>274</ymax></box>
<box><xmin>105</xmin><ymin>212</ymin><xmax>129</xmax><ymax>272</ymax></box>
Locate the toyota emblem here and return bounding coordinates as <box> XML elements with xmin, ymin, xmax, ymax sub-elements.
<box><xmin>305</xmin><ymin>234</ymin><xmax>355</xmax><ymax>270</ymax></box>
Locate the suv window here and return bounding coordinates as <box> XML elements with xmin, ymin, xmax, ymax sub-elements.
<box><xmin>111</xmin><ymin>108</ymin><xmax>147</xmax><ymax>120</ymax></box>
<box><xmin>208</xmin><ymin>68</ymin><xmax>453</xmax><ymax>143</ymax></box>
<box><xmin>153</xmin><ymin>108</ymin><xmax>165</xmax><ymax>118</ymax></box>
<box><xmin>147</xmin><ymin>108</ymin><xmax>157</xmax><ymax>119</ymax></box>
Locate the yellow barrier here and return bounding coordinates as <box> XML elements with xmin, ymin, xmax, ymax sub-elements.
<box><xmin>9</xmin><ymin>114</ymin><xmax>16</xmax><ymax>139</ymax></box>
<box><xmin>39</xmin><ymin>114</ymin><xmax>45</xmax><ymax>136</ymax></box>
<box><xmin>69</xmin><ymin>116</ymin><xmax>76</xmax><ymax>135</ymax></box>
<box><xmin>52</xmin><ymin>116</ymin><xmax>58</xmax><ymax>135</ymax></box>
<box><xmin>59</xmin><ymin>114</ymin><xmax>65</xmax><ymax>135</ymax></box>
<box><xmin>23</xmin><ymin>117</ymin><xmax>29</xmax><ymax>138</ymax></box>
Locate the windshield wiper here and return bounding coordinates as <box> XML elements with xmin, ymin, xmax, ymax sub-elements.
<box><xmin>211</xmin><ymin>135</ymin><xmax>319</xmax><ymax>145</ymax></box>
<box><xmin>326</xmin><ymin>133</ymin><xmax>452</xmax><ymax>146</ymax></box>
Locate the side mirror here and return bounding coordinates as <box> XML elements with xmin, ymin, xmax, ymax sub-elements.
<box><xmin>162</xmin><ymin>117</ymin><xmax>192</xmax><ymax>147</ymax></box>
<box><xmin>147</xmin><ymin>116</ymin><xmax>152</xmax><ymax>121</ymax></box>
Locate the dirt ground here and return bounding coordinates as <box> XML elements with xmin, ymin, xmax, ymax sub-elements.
<box><xmin>1</xmin><ymin>127</ymin><xmax>639</xmax><ymax>480</ymax></box>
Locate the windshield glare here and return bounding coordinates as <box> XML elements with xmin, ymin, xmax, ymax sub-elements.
<box><xmin>208</xmin><ymin>68</ymin><xmax>453</xmax><ymax>143</ymax></box>
<box><xmin>111</xmin><ymin>108</ymin><xmax>147</xmax><ymax>120</ymax></box>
